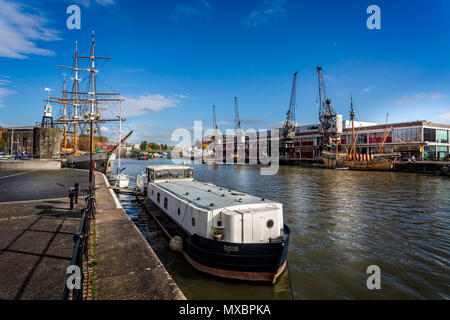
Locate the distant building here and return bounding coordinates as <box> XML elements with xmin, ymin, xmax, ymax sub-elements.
<box><xmin>3</xmin><ymin>126</ymin><xmax>62</xmax><ymax>159</ymax></box>
<box><xmin>203</xmin><ymin>120</ymin><xmax>450</xmax><ymax>161</ymax></box>
<box><xmin>290</xmin><ymin>120</ymin><xmax>449</xmax><ymax>160</ymax></box>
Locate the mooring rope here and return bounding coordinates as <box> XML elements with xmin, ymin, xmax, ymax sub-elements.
<box><xmin>287</xmin><ymin>260</ymin><xmax>294</xmax><ymax>300</ymax></box>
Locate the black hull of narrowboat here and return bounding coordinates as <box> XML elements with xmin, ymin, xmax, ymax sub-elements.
<box><xmin>148</xmin><ymin>201</ymin><xmax>290</xmax><ymax>283</ymax></box>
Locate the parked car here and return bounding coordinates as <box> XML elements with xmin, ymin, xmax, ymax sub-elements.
<box><xmin>0</xmin><ymin>152</ymin><xmax>9</xmax><ymax>160</ymax></box>
<box><xmin>13</xmin><ymin>154</ymin><xmax>33</xmax><ymax>160</ymax></box>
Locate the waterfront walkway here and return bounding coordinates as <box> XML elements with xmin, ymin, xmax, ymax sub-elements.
<box><xmin>94</xmin><ymin>172</ymin><xmax>185</xmax><ymax>299</ymax></box>
<box><xmin>0</xmin><ymin>196</ymin><xmax>85</xmax><ymax>299</ymax></box>
<box><xmin>0</xmin><ymin>169</ymin><xmax>185</xmax><ymax>300</ymax></box>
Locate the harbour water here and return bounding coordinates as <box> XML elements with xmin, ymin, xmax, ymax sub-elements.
<box><xmin>115</xmin><ymin>158</ymin><xmax>450</xmax><ymax>299</ymax></box>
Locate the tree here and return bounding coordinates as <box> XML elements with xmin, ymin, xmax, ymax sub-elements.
<box><xmin>140</xmin><ymin>141</ymin><xmax>148</xmax><ymax>151</ymax></box>
<box><xmin>149</xmin><ymin>142</ymin><xmax>160</xmax><ymax>151</ymax></box>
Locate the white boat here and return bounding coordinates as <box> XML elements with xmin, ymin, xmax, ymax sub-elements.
<box><xmin>108</xmin><ymin>172</ymin><xmax>129</xmax><ymax>188</ymax></box>
<box><xmin>136</xmin><ymin>171</ymin><xmax>148</xmax><ymax>193</ymax></box>
<box><xmin>139</xmin><ymin>164</ymin><xmax>290</xmax><ymax>283</ymax></box>
<box><xmin>107</xmin><ymin>100</ymin><xmax>129</xmax><ymax>188</ymax></box>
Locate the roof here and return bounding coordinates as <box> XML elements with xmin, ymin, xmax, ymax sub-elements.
<box><xmin>154</xmin><ymin>179</ymin><xmax>278</xmax><ymax>211</ymax></box>
<box><xmin>146</xmin><ymin>165</ymin><xmax>193</xmax><ymax>171</ymax></box>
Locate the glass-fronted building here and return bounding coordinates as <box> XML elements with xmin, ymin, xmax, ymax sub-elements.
<box><xmin>289</xmin><ymin>121</ymin><xmax>450</xmax><ymax>161</ymax></box>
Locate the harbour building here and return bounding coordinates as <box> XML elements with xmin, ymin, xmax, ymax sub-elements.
<box><xmin>288</xmin><ymin>120</ymin><xmax>450</xmax><ymax>161</ymax></box>
<box><xmin>203</xmin><ymin>120</ymin><xmax>450</xmax><ymax>162</ymax></box>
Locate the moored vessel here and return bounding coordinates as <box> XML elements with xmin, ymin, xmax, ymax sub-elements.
<box><xmin>139</xmin><ymin>165</ymin><xmax>290</xmax><ymax>283</ymax></box>
<box><xmin>322</xmin><ymin>96</ymin><xmax>399</xmax><ymax>171</ymax></box>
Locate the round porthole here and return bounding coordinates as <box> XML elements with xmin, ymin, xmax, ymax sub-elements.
<box><xmin>192</xmin><ymin>217</ymin><xmax>196</xmax><ymax>226</ymax></box>
<box><xmin>266</xmin><ymin>219</ymin><xmax>274</xmax><ymax>229</ymax></box>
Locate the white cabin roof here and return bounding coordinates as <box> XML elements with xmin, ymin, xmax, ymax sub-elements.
<box><xmin>146</xmin><ymin>165</ymin><xmax>192</xmax><ymax>171</ymax></box>
<box><xmin>153</xmin><ymin>179</ymin><xmax>279</xmax><ymax>211</ymax></box>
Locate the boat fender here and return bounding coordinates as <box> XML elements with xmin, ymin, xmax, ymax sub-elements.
<box><xmin>169</xmin><ymin>236</ymin><xmax>183</xmax><ymax>252</ymax></box>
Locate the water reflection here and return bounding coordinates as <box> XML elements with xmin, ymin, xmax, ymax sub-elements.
<box><xmin>116</xmin><ymin>158</ymin><xmax>450</xmax><ymax>299</ymax></box>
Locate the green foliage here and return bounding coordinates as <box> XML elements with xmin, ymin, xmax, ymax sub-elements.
<box><xmin>140</xmin><ymin>141</ymin><xmax>148</xmax><ymax>151</ymax></box>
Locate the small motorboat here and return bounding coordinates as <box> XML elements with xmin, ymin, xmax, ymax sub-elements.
<box><xmin>108</xmin><ymin>169</ymin><xmax>130</xmax><ymax>188</ymax></box>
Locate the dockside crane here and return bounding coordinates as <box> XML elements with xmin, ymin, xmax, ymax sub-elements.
<box><xmin>234</xmin><ymin>97</ymin><xmax>242</xmax><ymax>134</ymax></box>
<box><xmin>213</xmin><ymin>104</ymin><xmax>218</xmax><ymax>137</ymax></box>
<box><xmin>281</xmin><ymin>71</ymin><xmax>298</xmax><ymax>140</ymax></box>
<box><xmin>280</xmin><ymin>72</ymin><xmax>298</xmax><ymax>158</ymax></box>
<box><xmin>317</xmin><ymin>66</ymin><xmax>337</xmax><ymax>149</ymax></box>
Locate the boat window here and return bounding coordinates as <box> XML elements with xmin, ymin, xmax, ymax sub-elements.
<box><xmin>157</xmin><ymin>193</ymin><xmax>160</xmax><ymax>203</ymax></box>
<box><xmin>192</xmin><ymin>217</ymin><xmax>195</xmax><ymax>226</ymax></box>
<box><xmin>170</xmin><ymin>170</ymin><xmax>184</xmax><ymax>179</ymax></box>
<box><xmin>266</xmin><ymin>219</ymin><xmax>274</xmax><ymax>229</ymax></box>
<box><xmin>177</xmin><ymin>208</ymin><xmax>180</xmax><ymax>215</ymax></box>
<box><xmin>164</xmin><ymin>198</ymin><xmax>168</xmax><ymax>209</ymax></box>
<box><xmin>155</xmin><ymin>170</ymin><xmax>170</xmax><ymax>180</ymax></box>
<box><xmin>186</xmin><ymin>169</ymin><xmax>194</xmax><ymax>179</ymax></box>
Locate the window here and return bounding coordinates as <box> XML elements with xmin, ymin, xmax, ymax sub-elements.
<box><xmin>191</xmin><ymin>217</ymin><xmax>195</xmax><ymax>226</ymax></box>
<box><xmin>438</xmin><ymin>146</ymin><xmax>448</xmax><ymax>159</ymax></box>
<box><xmin>357</xmin><ymin>134</ymin><xmax>367</xmax><ymax>144</ymax></box>
<box><xmin>177</xmin><ymin>208</ymin><xmax>180</xmax><ymax>215</ymax></box>
<box><xmin>424</xmin><ymin>128</ymin><xmax>436</xmax><ymax>142</ymax></box>
<box><xmin>170</xmin><ymin>170</ymin><xmax>183</xmax><ymax>179</ymax></box>
<box><xmin>266</xmin><ymin>219</ymin><xmax>274</xmax><ymax>229</ymax></box>
<box><xmin>157</xmin><ymin>193</ymin><xmax>160</xmax><ymax>203</ymax></box>
<box><xmin>164</xmin><ymin>197</ymin><xmax>168</xmax><ymax>209</ymax></box>
<box><xmin>424</xmin><ymin>146</ymin><xmax>436</xmax><ymax>160</ymax></box>
<box><xmin>436</xmin><ymin>130</ymin><xmax>448</xmax><ymax>143</ymax></box>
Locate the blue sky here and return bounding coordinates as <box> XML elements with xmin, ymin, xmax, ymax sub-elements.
<box><xmin>0</xmin><ymin>0</ymin><xmax>449</xmax><ymax>144</ymax></box>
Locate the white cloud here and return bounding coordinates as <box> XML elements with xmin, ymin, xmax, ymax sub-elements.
<box><xmin>0</xmin><ymin>86</ymin><xmax>15</xmax><ymax>109</ymax></box>
<box><xmin>100</xmin><ymin>126</ymin><xmax>112</xmax><ymax>134</ymax></box>
<box><xmin>75</xmin><ymin>0</ymin><xmax>116</xmax><ymax>7</ymax></box>
<box><xmin>396</xmin><ymin>92</ymin><xmax>446</xmax><ymax>106</ymax></box>
<box><xmin>362</xmin><ymin>86</ymin><xmax>375</xmax><ymax>93</ymax></box>
<box><xmin>122</xmin><ymin>94</ymin><xmax>186</xmax><ymax>117</ymax></box>
<box><xmin>0</xmin><ymin>0</ymin><xmax>60</xmax><ymax>59</ymax></box>
<box><xmin>439</xmin><ymin>112</ymin><xmax>450</xmax><ymax>122</ymax></box>
<box><xmin>245</xmin><ymin>0</ymin><xmax>287</xmax><ymax>27</ymax></box>
<box><xmin>171</xmin><ymin>0</ymin><xmax>213</xmax><ymax>21</ymax></box>
<box><xmin>0</xmin><ymin>87</ymin><xmax>15</xmax><ymax>98</ymax></box>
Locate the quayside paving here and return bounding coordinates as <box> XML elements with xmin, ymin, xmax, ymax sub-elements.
<box><xmin>94</xmin><ymin>171</ymin><xmax>185</xmax><ymax>300</ymax></box>
<box><xmin>0</xmin><ymin>169</ymin><xmax>90</xmax><ymax>299</ymax></box>
<box><xmin>0</xmin><ymin>168</ymin><xmax>185</xmax><ymax>300</ymax></box>
<box><xmin>0</xmin><ymin>197</ymin><xmax>84</xmax><ymax>299</ymax></box>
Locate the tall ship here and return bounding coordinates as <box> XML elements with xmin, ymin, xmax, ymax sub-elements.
<box><xmin>316</xmin><ymin>67</ymin><xmax>399</xmax><ymax>171</ymax></box>
<box><xmin>48</xmin><ymin>31</ymin><xmax>128</xmax><ymax>174</ymax></box>
<box><xmin>137</xmin><ymin>165</ymin><xmax>290</xmax><ymax>283</ymax></box>
<box><xmin>322</xmin><ymin>97</ymin><xmax>400</xmax><ymax>170</ymax></box>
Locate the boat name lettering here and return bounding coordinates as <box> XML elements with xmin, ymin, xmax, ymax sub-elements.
<box><xmin>223</xmin><ymin>245</ymin><xmax>239</xmax><ymax>253</ymax></box>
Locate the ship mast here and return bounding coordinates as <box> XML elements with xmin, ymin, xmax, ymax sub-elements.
<box><xmin>63</xmin><ymin>74</ymin><xmax>67</xmax><ymax>149</ymax></box>
<box><xmin>48</xmin><ymin>31</ymin><xmax>123</xmax><ymax>183</ymax></box>
<box><xmin>74</xmin><ymin>41</ymin><xmax>79</xmax><ymax>154</ymax></box>
<box><xmin>350</xmin><ymin>95</ymin><xmax>356</xmax><ymax>161</ymax></box>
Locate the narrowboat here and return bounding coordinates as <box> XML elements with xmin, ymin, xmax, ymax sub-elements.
<box><xmin>138</xmin><ymin>165</ymin><xmax>290</xmax><ymax>283</ymax></box>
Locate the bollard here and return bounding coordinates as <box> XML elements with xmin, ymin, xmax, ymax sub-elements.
<box><xmin>69</xmin><ymin>187</ymin><xmax>75</xmax><ymax>210</ymax></box>
<box><xmin>74</xmin><ymin>183</ymin><xmax>79</xmax><ymax>204</ymax></box>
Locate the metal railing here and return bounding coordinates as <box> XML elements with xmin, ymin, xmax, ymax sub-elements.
<box><xmin>63</xmin><ymin>185</ymin><xmax>97</xmax><ymax>300</ymax></box>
